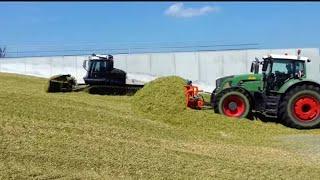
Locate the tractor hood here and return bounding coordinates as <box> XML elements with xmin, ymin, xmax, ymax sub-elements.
<box><xmin>231</xmin><ymin>74</ymin><xmax>262</xmax><ymax>83</ymax></box>
<box><xmin>215</xmin><ymin>73</ymin><xmax>262</xmax><ymax>92</ymax></box>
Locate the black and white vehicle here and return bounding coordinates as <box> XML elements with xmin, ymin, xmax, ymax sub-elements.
<box><xmin>47</xmin><ymin>53</ymin><xmax>144</xmax><ymax>95</ymax></box>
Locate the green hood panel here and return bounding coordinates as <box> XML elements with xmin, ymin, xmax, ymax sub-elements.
<box><xmin>230</xmin><ymin>74</ymin><xmax>262</xmax><ymax>83</ymax></box>
<box><xmin>216</xmin><ymin>73</ymin><xmax>262</xmax><ymax>93</ymax></box>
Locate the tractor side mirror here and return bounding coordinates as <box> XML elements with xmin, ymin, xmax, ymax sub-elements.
<box><xmin>254</xmin><ymin>63</ymin><xmax>260</xmax><ymax>74</ymax></box>
<box><xmin>250</xmin><ymin>62</ymin><xmax>254</xmax><ymax>73</ymax></box>
<box><xmin>251</xmin><ymin>57</ymin><xmax>261</xmax><ymax>74</ymax></box>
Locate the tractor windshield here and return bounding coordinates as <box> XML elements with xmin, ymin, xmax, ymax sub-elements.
<box><xmin>271</xmin><ymin>59</ymin><xmax>306</xmax><ymax>78</ymax></box>
<box><xmin>90</xmin><ymin>60</ymin><xmax>113</xmax><ymax>73</ymax></box>
<box><xmin>92</xmin><ymin>61</ymin><xmax>107</xmax><ymax>73</ymax></box>
<box><xmin>271</xmin><ymin>60</ymin><xmax>294</xmax><ymax>77</ymax></box>
<box><xmin>86</xmin><ymin>60</ymin><xmax>111</xmax><ymax>78</ymax></box>
<box><xmin>266</xmin><ymin>59</ymin><xmax>306</xmax><ymax>91</ymax></box>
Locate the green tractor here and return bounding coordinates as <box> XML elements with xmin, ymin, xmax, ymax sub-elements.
<box><xmin>211</xmin><ymin>51</ymin><xmax>320</xmax><ymax>129</ymax></box>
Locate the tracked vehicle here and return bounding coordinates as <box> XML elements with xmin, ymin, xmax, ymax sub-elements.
<box><xmin>47</xmin><ymin>54</ymin><xmax>143</xmax><ymax>95</ymax></box>
<box><xmin>211</xmin><ymin>50</ymin><xmax>320</xmax><ymax>129</ymax></box>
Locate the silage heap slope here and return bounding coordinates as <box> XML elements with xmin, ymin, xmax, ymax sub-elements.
<box><xmin>1</xmin><ymin>72</ymin><xmax>320</xmax><ymax>179</ymax></box>
<box><xmin>132</xmin><ymin>76</ymin><xmax>186</xmax><ymax>117</ymax></box>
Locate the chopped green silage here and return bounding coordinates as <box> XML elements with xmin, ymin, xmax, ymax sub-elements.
<box><xmin>1</xmin><ymin>72</ymin><xmax>320</xmax><ymax>179</ymax></box>
<box><xmin>132</xmin><ymin>76</ymin><xmax>187</xmax><ymax>117</ymax></box>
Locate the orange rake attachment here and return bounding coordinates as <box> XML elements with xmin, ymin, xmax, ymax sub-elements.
<box><xmin>184</xmin><ymin>81</ymin><xmax>204</xmax><ymax>110</ymax></box>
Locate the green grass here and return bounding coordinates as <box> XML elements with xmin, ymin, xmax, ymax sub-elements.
<box><xmin>1</xmin><ymin>72</ymin><xmax>320</xmax><ymax>179</ymax></box>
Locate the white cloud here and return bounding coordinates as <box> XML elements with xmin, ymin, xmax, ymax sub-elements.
<box><xmin>164</xmin><ymin>3</ymin><xmax>219</xmax><ymax>18</ymax></box>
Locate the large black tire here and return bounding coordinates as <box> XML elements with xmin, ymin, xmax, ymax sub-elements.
<box><xmin>279</xmin><ymin>84</ymin><xmax>320</xmax><ymax>129</ymax></box>
<box><xmin>213</xmin><ymin>88</ymin><xmax>252</xmax><ymax>119</ymax></box>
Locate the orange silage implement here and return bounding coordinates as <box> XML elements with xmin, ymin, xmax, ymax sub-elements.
<box><xmin>184</xmin><ymin>81</ymin><xmax>204</xmax><ymax>110</ymax></box>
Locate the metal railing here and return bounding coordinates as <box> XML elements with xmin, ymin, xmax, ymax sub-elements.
<box><xmin>0</xmin><ymin>42</ymin><xmax>261</xmax><ymax>58</ymax></box>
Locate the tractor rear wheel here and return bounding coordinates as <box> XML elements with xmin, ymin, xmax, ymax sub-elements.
<box><xmin>214</xmin><ymin>88</ymin><xmax>252</xmax><ymax>119</ymax></box>
<box><xmin>279</xmin><ymin>84</ymin><xmax>320</xmax><ymax>129</ymax></box>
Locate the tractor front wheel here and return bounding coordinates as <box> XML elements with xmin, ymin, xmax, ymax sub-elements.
<box><xmin>214</xmin><ymin>89</ymin><xmax>252</xmax><ymax>119</ymax></box>
<box><xmin>279</xmin><ymin>84</ymin><xmax>320</xmax><ymax>129</ymax></box>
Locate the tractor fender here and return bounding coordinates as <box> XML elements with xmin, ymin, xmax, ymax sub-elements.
<box><xmin>278</xmin><ymin>79</ymin><xmax>320</xmax><ymax>94</ymax></box>
<box><xmin>278</xmin><ymin>79</ymin><xmax>320</xmax><ymax>103</ymax></box>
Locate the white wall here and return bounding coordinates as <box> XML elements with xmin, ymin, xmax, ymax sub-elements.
<box><xmin>1</xmin><ymin>48</ymin><xmax>319</xmax><ymax>92</ymax></box>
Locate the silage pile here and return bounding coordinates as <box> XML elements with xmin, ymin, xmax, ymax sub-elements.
<box><xmin>132</xmin><ymin>76</ymin><xmax>187</xmax><ymax>117</ymax></box>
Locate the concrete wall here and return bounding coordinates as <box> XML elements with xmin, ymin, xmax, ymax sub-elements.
<box><xmin>1</xmin><ymin>48</ymin><xmax>319</xmax><ymax>92</ymax></box>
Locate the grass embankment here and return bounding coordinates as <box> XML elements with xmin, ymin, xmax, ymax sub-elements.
<box><xmin>0</xmin><ymin>73</ymin><xmax>320</xmax><ymax>179</ymax></box>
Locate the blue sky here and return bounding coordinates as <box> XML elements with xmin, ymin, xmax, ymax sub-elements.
<box><xmin>1</xmin><ymin>2</ymin><xmax>320</xmax><ymax>56</ymax></box>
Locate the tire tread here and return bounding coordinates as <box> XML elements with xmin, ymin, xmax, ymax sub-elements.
<box><xmin>279</xmin><ymin>84</ymin><xmax>320</xmax><ymax>129</ymax></box>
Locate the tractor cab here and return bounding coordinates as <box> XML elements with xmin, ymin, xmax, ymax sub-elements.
<box><xmin>250</xmin><ymin>49</ymin><xmax>310</xmax><ymax>92</ymax></box>
<box><xmin>83</xmin><ymin>54</ymin><xmax>114</xmax><ymax>79</ymax></box>
<box><xmin>260</xmin><ymin>54</ymin><xmax>310</xmax><ymax>92</ymax></box>
<box><xmin>83</xmin><ymin>54</ymin><xmax>126</xmax><ymax>86</ymax></box>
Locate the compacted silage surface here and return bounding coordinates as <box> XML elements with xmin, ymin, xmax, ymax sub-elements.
<box><xmin>1</xmin><ymin>72</ymin><xmax>320</xmax><ymax>179</ymax></box>
<box><xmin>132</xmin><ymin>76</ymin><xmax>186</xmax><ymax>117</ymax></box>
